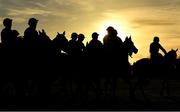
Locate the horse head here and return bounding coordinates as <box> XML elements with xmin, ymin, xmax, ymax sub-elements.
<box><xmin>124</xmin><ymin>36</ymin><xmax>138</xmax><ymax>57</ymax></box>
<box><xmin>165</xmin><ymin>49</ymin><xmax>178</xmax><ymax>63</ymax></box>
<box><xmin>53</xmin><ymin>31</ymin><xmax>68</xmax><ymax>52</ymax></box>
<box><xmin>39</xmin><ymin>29</ymin><xmax>51</xmax><ymax>42</ymax></box>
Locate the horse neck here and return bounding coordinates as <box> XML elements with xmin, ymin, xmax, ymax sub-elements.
<box><xmin>164</xmin><ymin>53</ymin><xmax>176</xmax><ymax>64</ymax></box>
<box><xmin>122</xmin><ymin>42</ymin><xmax>131</xmax><ymax>55</ymax></box>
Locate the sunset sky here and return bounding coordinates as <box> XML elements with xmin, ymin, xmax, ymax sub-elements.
<box><xmin>0</xmin><ymin>0</ymin><xmax>179</xmax><ymax>63</ymax></box>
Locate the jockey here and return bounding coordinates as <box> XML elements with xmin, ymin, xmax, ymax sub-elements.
<box><xmin>150</xmin><ymin>36</ymin><xmax>167</xmax><ymax>61</ymax></box>
<box><xmin>24</xmin><ymin>18</ymin><xmax>39</xmax><ymax>46</ymax></box>
<box><xmin>1</xmin><ymin>18</ymin><xmax>14</xmax><ymax>48</ymax></box>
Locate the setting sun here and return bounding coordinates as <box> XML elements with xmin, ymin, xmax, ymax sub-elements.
<box><xmin>97</xmin><ymin>19</ymin><xmax>130</xmax><ymax>42</ymax></box>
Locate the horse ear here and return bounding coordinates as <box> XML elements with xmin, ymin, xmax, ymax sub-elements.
<box><xmin>57</xmin><ymin>32</ymin><xmax>60</xmax><ymax>35</ymax></box>
<box><xmin>86</xmin><ymin>42</ymin><xmax>89</xmax><ymax>46</ymax></box>
<box><xmin>42</xmin><ymin>29</ymin><xmax>46</xmax><ymax>34</ymax></box>
<box><xmin>176</xmin><ymin>49</ymin><xmax>178</xmax><ymax>52</ymax></box>
<box><xmin>39</xmin><ymin>30</ymin><xmax>42</xmax><ymax>34</ymax></box>
<box><xmin>125</xmin><ymin>36</ymin><xmax>128</xmax><ymax>40</ymax></box>
<box><xmin>129</xmin><ymin>35</ymin><xmax>132</xmax><ymax>40</ymax></box>
<box><xmin>63</xmin><ymin>31</ymin><xmax>66</xmax><ymax>35</ymax></box>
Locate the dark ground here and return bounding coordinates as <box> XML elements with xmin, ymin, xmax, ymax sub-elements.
<box><xmin>0</xmin><ymin>78</ymin><xmax>180</xmax><ymax>111</ymax></box>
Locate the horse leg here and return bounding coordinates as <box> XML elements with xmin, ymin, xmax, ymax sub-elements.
<box><xmin>165</xmin><ymin>80</ymin><xmax>170</xmax><ymax>96</ymax></box>
<box><xmin>139</xmin><ymin>83</ymin><xmax>147</xmax><ymax>100</ymax></box>
<box><xmin>131</xmin><ymin>81</ymin><xmax>138</xmax><ymax>99</ymax></box>
<box><xmin>112</xmin><ymin>76</ymin><xmax>117</xmax><ymax>98</ymax></box>
<box><xmin>136</xmin><ymin>78</ymin><xmax>147</xmax><ymax>100</ymax></box>
<box><xmin>104</xmin><ymin>76</ymin><xmax>110</xmax><ymax>97</ymax></box>
<box><xmin>160</xmin><ymin>79</ymin><xmax>167</xmax><ymax>96</ymax></box>
<box><xmin>69</xmin><ymin>78</ymin><xmax>74</xmax><ymax>96</ymax></box>
<box><xmin>95</xmin><ymin>78</ymin><xmax>101</xmax><ymax>101</ymax></box>
<box><xmin>167</xmin><ymin>81</ymin><xmax>170</xmax><ymax>96</ymax></box>
<box><xmin>61</xmin><ymin>77</ymin><xmax>69</xmax><ymax>97</ymax></box>
<box><xmin>123</xmin><ymin>76</ymin><xmax>136</xmax><ymax>100</ymax></box>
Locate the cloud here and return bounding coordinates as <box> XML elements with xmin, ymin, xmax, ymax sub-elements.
<box><xmin>1</xmin><ymin>0</ymin><xmax>179</xmax><ymax>21</ymax></box>
<box><xmin>0</xmin><ymin>0</ymin><xmax>180</xmax><ymax>36</ymax></box>
<box><xmin>7</xmin><ymin>8</ymin><xmax>51</xmax><ymax>16</ymax></box>
<box><xmin>133</xmin><ymin>19</ymin><xmax>177</xmax><ymax>26</ymax></box>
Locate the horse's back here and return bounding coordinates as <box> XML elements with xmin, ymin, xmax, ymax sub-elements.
<box><xmin>133</xmin><ymin>58</ymin><xmax>165</xmax><ymax>79</ymax></box>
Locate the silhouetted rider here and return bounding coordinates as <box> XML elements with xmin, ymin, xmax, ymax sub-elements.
<box><xmin>24</xmin><ymin>18</ymin><xmax>39</xmax><ymax>45</ymax></box>
<box><xmin>103</xmin><ymin>26</ymin><xmax>124</xmax><ymax>73</ymax></box>
<box><xmin>150</xmin><ymin>36</ymin><xmax>167</xmax><ymax>61</ymax></box>
<box><xmin>1</xmin><ymin>18</ymin><xmax>14</xmax><ymax>48</ymax></box>
<box><xmin>77</xmin><ymin>34</ymin><xmax>85</xmax><ymax>55</ymax></box>
<box><xmin>68</xmin><ymin>32</ymin><xmax>79</xmax><ymax>56</ymax></box>
<box><xmin>86</xmin><ymin>32</ymin><xmax>103</xmax><ymax>73</ymax></box>
<box><xmin>86</xmin><ymin>32</ymin><xmax>103</xmax><ymax>54</ymax></box>
<box><xmin>103</xmin><ymin>26</ymin><xmax>123</xmax><ymax>53</ymax></box>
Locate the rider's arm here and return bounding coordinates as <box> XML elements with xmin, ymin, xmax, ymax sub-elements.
<box><xmin>159</xmin><ymin>44</ymin><xmax>167</xmax><ymax>55</ymax></box>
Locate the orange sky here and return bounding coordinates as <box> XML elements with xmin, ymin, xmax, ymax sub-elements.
<box><xmin>0</xmin><ymin>0</ymin><xmax>180</xmax><ymax>63</ymax></box>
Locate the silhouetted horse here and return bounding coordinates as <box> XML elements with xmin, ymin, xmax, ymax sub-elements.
<box><xmin>175</xmin><ymin>58</ymin><xmax>180</xmax><ymax>76</ymax></box>
<box><xmin>51</xmin><ymin>32</ymin><xmax>71</xmax><ymax>95</ymax></box>
<box><xmin>52</xmin><ymin>31</ymin><xmax>68</xmax><ymax>54</ymax></box>
<box><xmin>103</xmin><ymin>36</ymin><xmax>138</xmax><ymax>99</ymax></box>
<box><xmin>133</xmin><ymin>49</ymin><xmax>178</xmax><ymax>99</ymax></box>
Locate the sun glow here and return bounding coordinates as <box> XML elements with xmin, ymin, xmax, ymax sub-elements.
<box><xmin>97</xmin><ymin>20</ymin><xmax>129</xmax><ymax>42</ymax></box>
